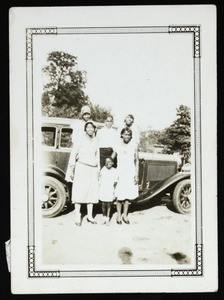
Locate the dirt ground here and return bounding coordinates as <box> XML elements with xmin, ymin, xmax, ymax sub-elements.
<box><xmin>42</xmin><ymin>202</ymin><xmax>192</xmax><ymax>266</ymax></box>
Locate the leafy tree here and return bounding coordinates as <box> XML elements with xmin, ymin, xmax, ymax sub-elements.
<box><xmin>89</xmin><ymin>103</ymin><xmax>112</xmax><ymax>123</ymax></box>
<box><xmin>42</xmin><ymin>51</ymin><xmax>112</xmax><ymax>121</ymax></box>
<box><xmin>139</xmin><ymin>128</ymin><xmax>166</xmax><ymax>153</ymax></box>
<box><xmin>158</xmin><ymin>105</ymin><xmax>191</xmax><ymax>160</ymax></box>
<box><xmin>42</xmin><ymin>51</ymin><xmax>89</xmax><ymax>118</ymax></box>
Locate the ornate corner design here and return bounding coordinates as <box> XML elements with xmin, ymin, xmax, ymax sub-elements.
<box><xmin>169</xmin><ymin>25</ymin><xmax>200</xmax><ymax>58</ymax></box>
<box><xmin>171</xmin><ymin>244</ymin><xmax>203</xmax><ymax>276</ymax></box>
<box><xmin>28</xmin><ymin>246</ymin><xmax>60</xmax><ymax>278</ymax></box>
<box><xmin>26</xmin><ymin>28</ymin><xmax>57</xmax><ymax>60</ymax></box>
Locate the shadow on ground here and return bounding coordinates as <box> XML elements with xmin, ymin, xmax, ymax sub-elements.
<box><xmin>56</xmin><ymin>194</ymin><xmax>176</xmax><ymax>218</ymax></box>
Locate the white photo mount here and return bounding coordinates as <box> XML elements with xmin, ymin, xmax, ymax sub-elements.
<box><xmin>10</xmin><ymin>6</ymin><xmax>217</xmax><ymax>293</ymax></box>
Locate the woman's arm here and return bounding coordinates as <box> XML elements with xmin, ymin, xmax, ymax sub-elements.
<box><xmin>96</xmin><ymin>146</ymin><xmax>101</xmax><ymax>178</ymax></box>
<box><xmin>65</xmin><ymin>145</ymin><xmax>79</xmax><ymax>182</ymax></box>
<box><xmin>134</xmin><ymin>148</ymin><xmax>139</xmax><ymax>184</ymax></box>
<box><xmin>111</xmin><ymin>150</ymin><xmax>117</xmax><ymax>160</ymax></box>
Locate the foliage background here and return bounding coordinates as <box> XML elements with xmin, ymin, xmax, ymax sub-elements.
<box><xmin>42</xmin><ymin>51</ymin><xmax>191</xmax><ymax>160</ymax></box>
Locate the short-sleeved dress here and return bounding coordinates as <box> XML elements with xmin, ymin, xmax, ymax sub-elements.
<box><xmin>66</xmin><ymin>133</ymin><xmax>99</xmax><ymax>204</ymax></box>
<box><xmin>98</xmin><ymin>166</ymin><xmax>118</xmax><ymax>202</ymax></box>
<box><xmin>114</xmin><ymin>140</ymin><xmax>139</xmax><ymax>201</ymax></box>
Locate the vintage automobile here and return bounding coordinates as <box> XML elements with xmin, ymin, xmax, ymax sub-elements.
<box><xmin>41</xmin><ymin>117</ymin><xmax>191</xmax><ymax>218</ymax></box>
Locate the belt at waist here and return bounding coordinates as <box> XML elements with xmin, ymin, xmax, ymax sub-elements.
<box><xmin>100</xmin><ymin>147</ymin><xmax>113</xmax><ymax>150</ymax></box>
<box><xmin>77</xmin><ymin>161</ymin><xmax>98</xmax><ymax>168</ymax></box>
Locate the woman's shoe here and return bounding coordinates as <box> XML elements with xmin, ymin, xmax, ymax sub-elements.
<box><xmin>122</xmin><ymin>217</ymin><xmax>130</xmax><ymax>224</ymax></box>
<box><xmin>87</xmin><ymin>218</ymin><xmax>97</xmax><ymax>224</ymax></box>
<box><xmin>116</xmin><ymin>219</ymin><xmax>122</xmax><ymax>225</ymax></box>
<box><xmin>75</xmin><ymin>213</ymin><xmax>82</xmax><ymax>226</ymax></box>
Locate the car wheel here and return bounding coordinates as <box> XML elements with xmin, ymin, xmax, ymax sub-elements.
<box><xmin>42</xmin><ymin>176</ymin><xmax>67</xmax><ymax>217</ymax></box>
<box><xmin>172</xmin><ymin>179</ymin><xmax>191</xmax><ymax>214</ymax></box>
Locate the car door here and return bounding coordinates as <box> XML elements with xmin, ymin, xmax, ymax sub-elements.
<box><xmin>56</xmin><ymin>126</ymin><xmax>73</xmax><ymax>173</ymax></box>
<box><xmin>41</xmin><ymin>125</ymin><xmax>59</xmax><ymax>167</ymax></box>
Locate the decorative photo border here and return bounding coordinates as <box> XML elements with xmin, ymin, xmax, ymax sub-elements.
<box><xmin>26</xmin><ymin>25</ymin><xmax>202</xmax><ymax>278</ymax></box>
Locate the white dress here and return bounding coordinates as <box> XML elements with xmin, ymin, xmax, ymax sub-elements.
<box><xmin>114</xmin><ymin>140</ymin><xmax>139</xmax><ymax>201</ymax></box>
<box><xmin>98</xmin><ymin>167</ymin><xmax>118</xmax><ymax>202</ymax></box>
<box><xmin>66</xmin><ymin>133</ymin><xmax>99</xmax><ymax>204</ymax></box>
<box><xmin>97</xmin><ymin>127</ymin><xmax>118</xmax><ymax>148</ymax></box>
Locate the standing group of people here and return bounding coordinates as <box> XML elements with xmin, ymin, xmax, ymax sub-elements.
<box><xmin>65</xmin><ymin>105</ymin><xmax>140</xmax><ymax>226</ymax></box>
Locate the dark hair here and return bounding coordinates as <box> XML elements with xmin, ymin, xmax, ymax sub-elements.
<box><xmin>124</xmin><ymin>114</ymin><xmax>134</xmax><ymax>122</ymax></box>
<box><xmin>84</xmin><ymin>121</ymin><xmax>96</xmax><ymax>132</ymax></box>
<box><xmin>105</xmin><ymin>157</ymin><xmax>114</xmax><ymax>163</ymax></box>
<box><xmin>120</xmin><ymin>127</ymin><xmax>133</xmax><ymax>138</ymax></box>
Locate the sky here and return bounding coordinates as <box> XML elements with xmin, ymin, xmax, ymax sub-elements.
<box><xmin>33</xmin><ymin>32</ymin><xmax>194</xmax><ymax>130</ymax></box>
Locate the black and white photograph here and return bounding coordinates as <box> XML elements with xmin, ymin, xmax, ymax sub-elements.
<box><xmin>10</xmin><ymin>5</ymin><xmax>217</xmax><ymax>293</ymax></box>
<box><xmin>38</xmin><ymin>25</ymin><xmax>195</xmax><ymax>268</ymax></box>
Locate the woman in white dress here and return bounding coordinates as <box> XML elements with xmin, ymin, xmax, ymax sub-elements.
<box><xmin>65</xmin><ymin>121</ymin><xmax>99</xmax><ymax>226</ymax></box>
<box><xmin>112</xmin><ymin>128</ymin><xmax>139</xmax><ymax>224</ymax></box>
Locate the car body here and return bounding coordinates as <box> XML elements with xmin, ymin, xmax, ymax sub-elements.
<box><xmin>41</xmin><ymin>117</ymin><xmax>191</xmax><ymax>217</ymax></box>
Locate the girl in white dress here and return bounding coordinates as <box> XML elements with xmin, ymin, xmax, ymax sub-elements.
<box><xmin>65</xmin><ymin>121</ymin><xmax>99</xmax><ymax>226</ymax></box>
<box><xmin>99</xmin><ymin>157</ymin><xmax>118</xmax><ymax>225</ymax></box>
<box><xmin>112</xmin><ymin>128</ymin><xmax>139</xmax><ymax>224</ymax></box>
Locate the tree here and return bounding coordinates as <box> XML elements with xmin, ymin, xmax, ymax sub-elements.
<box><xmin>89</xmin><ymin>103</ymin><xmax>112</xmax><ymax>123</ymax></box>
<box><xmin>42</xmin><ymin>51</ymin><xmax>112</xmax><ymax>121</ymax></box>
<box><xmin>159</xmin><ymin>105</ymin><xmax>191</xmax><ymax>160</ymax></box>
<box><xmin>42</xmin><ymin>51</ymin><xmax>89</xmax><ymax>118</ymax></box>
<box><xmin>139</xmin><ymin>130</ymin><xmax>153</xmax><ymax>153</ymax></box>
<box><xmin>139</xmin><ymin>128</ymin><xmax>166</xmax><ymax>153</ymax></box>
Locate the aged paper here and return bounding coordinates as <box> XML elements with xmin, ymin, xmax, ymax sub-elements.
<box><xmin>10</xmin><ymin>5</ymin><xmax>217</xmax><ymax>293</ymax></box>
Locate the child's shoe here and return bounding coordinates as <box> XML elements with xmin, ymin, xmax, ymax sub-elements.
<box><xmin>102</xmin><ymin>216</ymin><xmax>106</xmax><ymax>225</ymax></box>
<box><xmin>106</xmin><ymin>217</ymin><xmax>110</xmax><ymax>226</ymax></box>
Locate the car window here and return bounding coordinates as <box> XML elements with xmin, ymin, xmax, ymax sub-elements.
<box><xmin>42</xmin><ymin>127</ymin><xmax>56</xmax><ymax>147</ymax></box>
<box><xmin>60</xmin><ymin>128</ymin><xmax>73</xmax><ymax>148</ymax></box>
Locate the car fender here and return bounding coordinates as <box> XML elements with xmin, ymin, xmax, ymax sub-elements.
<box><xmin>136</xmin><ymin>172</ymin><xmax>191</xmax><ymax>204</ymax></box>
<box><xmin>42</xmin><ymin>164</ymin><xmax>66</xmax><ymax>183</ymax></box>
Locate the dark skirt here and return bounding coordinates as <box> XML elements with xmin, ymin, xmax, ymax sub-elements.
<box><xmin>100</xmin><ymin>147</ymin><xmax>117</xmax><ymax>169</ymax></box>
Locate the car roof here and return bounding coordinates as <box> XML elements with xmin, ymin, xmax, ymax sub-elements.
<box><xmin>42</xmin><ymin>116</ymin><xmax>103</xmax><ymax>127</ymax></box>
<box><xmin>41</xmin><ymin>117</ymin><xmax>118</xmax><ymax>129</ymax></box>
